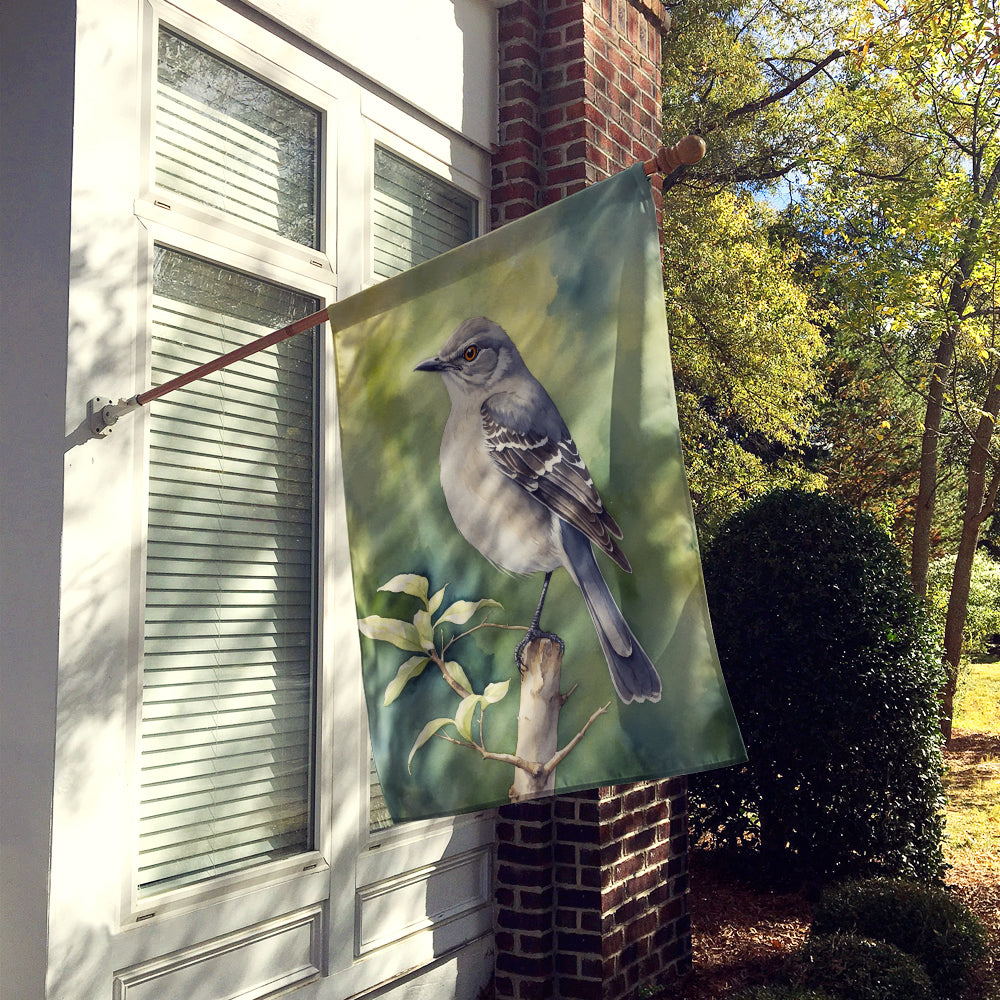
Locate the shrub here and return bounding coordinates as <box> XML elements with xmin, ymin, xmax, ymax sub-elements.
<box><xmin>793</xmin><ymin>933</ymin><xmax>934</xmax><ymax>1000</ymax></box>
<box><xmin>811</xmin><ymin>878</ymin><xmax>988</xmax><ymax>998</ymax></box>
<box><xmin>733</xmin><ymin>987</ymin><xmax>838</xmax><ymax>1000</ymax></box>
<box><xmin>691</xmin><ymin>489</ymin><xmax>946</xmax><ymax>881</ymax></box>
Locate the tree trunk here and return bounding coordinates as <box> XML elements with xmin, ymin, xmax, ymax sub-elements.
<box><xmin>940</xmin><ymin>374</ymin><xmax>1000</xmax><ymax>740</ymax></box>
<box><xmin>910</xmin><ymin>326</ymin><xmax>956</xmax><ymax>597</ymax></box>
<box><xmin>508</xmin><ymin>637</ymin><xmax>564</xmax><ymax>801</ymax></box>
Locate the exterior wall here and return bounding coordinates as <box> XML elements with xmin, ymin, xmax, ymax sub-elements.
<box><xmin>1</xmin><ymin>2</ymin><xmax>499</xmax><ymax>998</ymax></box>
<box><xmin>242</xmin><ymin>0</ymin><xmax>499</xmax><ymax>152</ymax></box>
<box><xmin>490</xmin><ymin>3</ymin><xmax>692</xmax><ymax>998</ymax></box>
<box><xmin>0</xmin><ymin>0</ymin><xmax>76</xmax><ymax>995</ymax></box>
<box><xmin>0</xmin><ymin>0</ymin><xmax>695</xmax><ymax>997</ymax></box>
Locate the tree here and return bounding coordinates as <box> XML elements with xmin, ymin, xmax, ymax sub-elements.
<box><xmin>662</xmin><ymin>188</ymin><xmax>826</xmax><ymax>536</ymax></box>
<box><xmin>660</xmin><ymin>1</ymin><xmax>841</xmax><ymax>537</ymax></box>
<box><xmin>800</xmin><ymin>0</ymin><xmax>1000</xmax><ymax>736</ymax></box>
<box><xmin>661</xmin><ymin>0</ymin><xmax>853</xmax><ymax>194</ymax></box>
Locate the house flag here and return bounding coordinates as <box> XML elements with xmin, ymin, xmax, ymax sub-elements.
<box><xmin>330</xmin><ymin>164</ymin><xmax>746</xmax><ymax>822</ymax></box>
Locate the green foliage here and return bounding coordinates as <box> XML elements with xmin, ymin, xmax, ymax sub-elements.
<box><xmin>811</xmin><ymin>878</ymin><xmax>988</xmax><ymax>999</ymax></box>
<box><xmin>732</xmin><ymin>987</ymin><xmax>837</xmax><ymax>1000</ymax></box>
<box><xmin>927</xmin><ymin>550</ymin><xmax>1000</xmax><ymax>659</ymax></box>
<box><xmin>659</xmin><ymin>1</ymin><xmax>845</xmax><ymax>539</ymax></box>
<box><xmin>692</xmin><ymin>489</ymin><xmax>947</xmax><ymax>881</ymax></box>
<box><xmin>661</xmin><ymin>0</ymin><xmax>851</xmax><ymax>192</ymax></box>
<box><xmin>792</xmin><ymin>933</ymin><xmax>934</xmax><ymax>1000</ymax></box>
<box><xmin>664</xmin><ymin>186</ymin><xmax>827</xmax><ymax>539</ymax></box>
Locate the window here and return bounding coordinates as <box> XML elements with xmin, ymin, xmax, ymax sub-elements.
<box><xmin>155</xmin><ymin>28</ymin><xmax>320</xmax><ymax>247</ymax></box>
<box><xmin>372</xmin><ymin>145</ymin><xmax>478</xmax><ymax>279</ymax></box>
<box><xmin>120</xmin><ymin>7</ymin><xmax>494</xmax><ymax>991</ymax></box>
<box><xmin>136</xmin><ymin>26</ymin><xmax>323</xmax><ymax>898</ymax></box>
<box><xmin>139</xmin><ymin>248</ymin><xmax>319</xmax><ymax>895</ymax></box>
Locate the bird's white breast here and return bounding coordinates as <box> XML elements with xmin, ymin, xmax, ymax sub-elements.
<box><xmin>439</xmin><ymin>406</ymin><xmax>562</xmax><ymax>576</ymax></box>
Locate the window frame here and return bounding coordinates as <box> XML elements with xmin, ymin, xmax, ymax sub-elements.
<box><xmin>125</xmin><ymin>0</ymin><xmax>339</xmax><ymax>926</ymax></box>
<box><xmin>115</xmin><ymin>0</ymin><xmax>497</xmax><ymax>990</ymax></box>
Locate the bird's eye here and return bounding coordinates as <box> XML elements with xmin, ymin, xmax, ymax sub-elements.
<box><xmin>464</xmin><ymin>345</ymin><xmax>479</xmax><ymax>361</ymax></box>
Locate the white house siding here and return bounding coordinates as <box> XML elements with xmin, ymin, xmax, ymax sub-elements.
<box><xmin>0</xmin><ymin>1</ymin><xmax>500</xmax><ymax>998</ymax></box>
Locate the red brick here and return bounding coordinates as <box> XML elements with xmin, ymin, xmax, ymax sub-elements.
<box><xmin>560</xmin><ymin>979</ymin><xmax>604</xmax><ymax>1000</ymax></box>
<box><xmin>492</xmin><ymin>11</ymin><xmax>687</xmax><ymax>987</ymax></box>
<box><xmin>503</xmin><ymin>120</ymin><xmax>543</xmax><ymax>144</ymax></box>
<box><xmin>499</xmin><ymin>99</ymin><xmax>539</xmax><ymax>124</ymax></box>
<box><xmin>504</xmin><ymin>79</ymin><xmax>541</xmax><ymax>104</ymax></box>
<box><xmin>502</xmin><ymin>40</ymin><xmax>539</xmax><ymax>64</ymax></box>
<box><xmin>547</xmin><ymin>2</ymin><xmax>588</xmax><ymax>29</ymax></box>
<box><xmin>543</xmin><ymin>38</ymin><xmax>586</xmax><ymax>66</ymax></box>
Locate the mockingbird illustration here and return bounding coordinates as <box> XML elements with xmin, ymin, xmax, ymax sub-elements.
<box><xmin>415</xmin><ymin>316</ymin><xmax>662</xmax><ymax>704</ymax></box>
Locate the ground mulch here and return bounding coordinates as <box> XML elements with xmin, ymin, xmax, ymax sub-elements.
<box><xmin>656</xmin><ymin>733</ymin><xmax>1000</xmax><ymax>999</ymax></box>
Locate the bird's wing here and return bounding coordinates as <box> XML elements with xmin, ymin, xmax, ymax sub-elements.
<box><xmin>481</xmin><ymin>400</ymin><xmax>632</xmax><ymax>573</ymax></box>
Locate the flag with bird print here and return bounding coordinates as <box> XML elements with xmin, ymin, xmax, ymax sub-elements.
<box><xmin>330</xmin><ymin>164</ymin><xmax>745</xmax><ymax>822</ymax></box>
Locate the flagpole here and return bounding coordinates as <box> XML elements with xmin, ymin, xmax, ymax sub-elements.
<box><xmin>88</xmin><ymin>135</ymin><xmax>704</xmax><ymax>438</ymax></box>
<box><xmin>87</xmin><ymin>306</ymin><xmax>331</xmax><ymax>436</ymax></box>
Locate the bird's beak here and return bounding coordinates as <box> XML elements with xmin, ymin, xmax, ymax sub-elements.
<box><xmin>414</xmin><ymin>356</ymin><xmax>446</xmax><ymax>373</ymax></box>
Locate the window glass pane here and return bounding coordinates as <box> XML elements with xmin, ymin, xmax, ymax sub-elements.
<box><xmin>368</xmin><ymin>150</ymin><xmax>478</xmax><ymax>832</ymax></box>
<box><xmin>372</xmin><ymin>146</ymin><xmax>477</xmax><ymax>279</ymax></box>
<box><xmin>156</xmin><ymin>28</ymin><xmax>320</xmax><ymax>248</ymax></box>
<box><xmin>139</xmin><ymin>246</ymin><xmax>318</xmax><ymax>895</ymax></box>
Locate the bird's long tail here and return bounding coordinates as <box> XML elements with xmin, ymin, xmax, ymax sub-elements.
<box><xmin>559</xmin><ymin>522</ymin><xmax>662</xmax><ymax>704</ymax></box>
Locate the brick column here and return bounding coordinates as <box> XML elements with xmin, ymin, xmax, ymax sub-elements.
<box><xmin>491</xmin><ymin>4</ymin><xmax>689</xmax><ymax>999</ymax></box>
<box><xmin>494</xmin><ymin>781</ymin><xmax>690</xmax><ymax>1000</ymax></box>
<box><xmin>492</xmin><ymin>0</ymin><xmax>668</xmax><ymax>226</ymax></box>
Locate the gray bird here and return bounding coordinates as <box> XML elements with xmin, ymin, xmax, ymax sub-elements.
<box><xmin>415</xmin><ymin>316</ymin><xmax>662</xmax><ymax>704</ymax></box>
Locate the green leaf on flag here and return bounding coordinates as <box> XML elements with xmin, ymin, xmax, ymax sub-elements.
<box><xmin>383</xmin><ymin>655</ymin><xmax>431</xmax><ymax>706</ymax></box>
<box><xmin>482</xmin><ymin>680</ymin><xmax>510</xmax><ymax>703</ymax></box>
<box><xmin>378</xmin><ymin>574</ymin><xmax>429</xmax><ymax>603</ymax></box>
<box><xmin>428</xmin><ymin>585</ymin><xmax>447</xmax><ymax>616</ymax></box>
<box><xmin>408</xmin><ymin>717</ymin><xmax>454</xmax><ymax>772</ymax></box>
<box><xmin>454</xmin><ymin>694</ymin><xmax>482</xmax><ymax>741</ymax></box>
<box><xmin>436</xmin><ymin>598</ymin><xmax>502</xmax><ymax>627</ymax></box>
<box><xmin>443</xmin><ymin>659</ymin><xmax>472</xmax><ymax>695</ymax></box>
<box><xmin>358</xmin><ymin>615</ymin><xmax>424</xmax><ymax>652</ymax></box>
<box><xmin>413</xmin><ymin>608</ymin><xmax>435</xmax><ymax>651</ymax></box>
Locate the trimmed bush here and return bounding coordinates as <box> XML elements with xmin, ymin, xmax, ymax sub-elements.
<box><xmin>691</xmin><ymin>489</ymin><xmax>946</xmax><ymax>881</ymax></box>
<box><xmin>812</xmin><ymin>878</ymin><xmax>988</xmax><ymax>998</ymax></box>
<box><xmin>793</xmin><ymin>933</ymin><xmax>934</xmax><ymax>1000</ymax></box>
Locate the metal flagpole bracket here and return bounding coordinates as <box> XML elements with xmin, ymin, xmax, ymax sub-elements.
<box><xmin>88</xmin><ymin>395</ymin><xmax>140</xmax><ymax>438</ymax></box>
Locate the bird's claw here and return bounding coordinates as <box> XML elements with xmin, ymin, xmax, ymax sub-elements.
<box><xmin>515</xmin><ymin>627</ymin><xmax>565</xmax><ymax>672</ymax></box>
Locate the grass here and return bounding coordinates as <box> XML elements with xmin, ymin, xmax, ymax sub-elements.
<box><xmin>943</xmin><ymin>658</ymin><xmax>1000</xmax><ymax>1000</ymax></box>
<box><xmin>954</xmin><ymin>658</ymin><xmax>1000</xmax><ymax>734</ymax></box>
<box><xmin>945</xmin><ymin>659</ymin><xmax>1000</xmax><ymax>869</ymax></box>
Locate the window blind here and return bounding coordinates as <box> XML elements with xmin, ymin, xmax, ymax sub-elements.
<box><xmin>372</xmin><ymin>146</ymin><xmax>477</xmax><ymax>279</ymax></box>
<box><xmin>368</xmin><ymin>148</ymin><xmax>478</xmax><ymax>832</ymax></box>
<box><xmin>138</xmin><ymin>248</ymin><xmax>319</xmax><ymax>895</ymax></box>
<box><xmin>156</xmin><ymin>28</ymin><xmax>320</xmax><ymax>248</ymax></box>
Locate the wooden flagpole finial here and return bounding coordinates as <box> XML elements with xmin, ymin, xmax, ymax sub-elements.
<box><xmin>643</xmin><ymin>135</ymin><xmax>706</xmax><ymax>176</ymax></box>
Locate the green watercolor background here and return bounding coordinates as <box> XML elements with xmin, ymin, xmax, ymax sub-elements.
<box><xmin>331</xmin><ymin>165</ymin><xmax>745</xmax><ymax>821</ymax></box>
